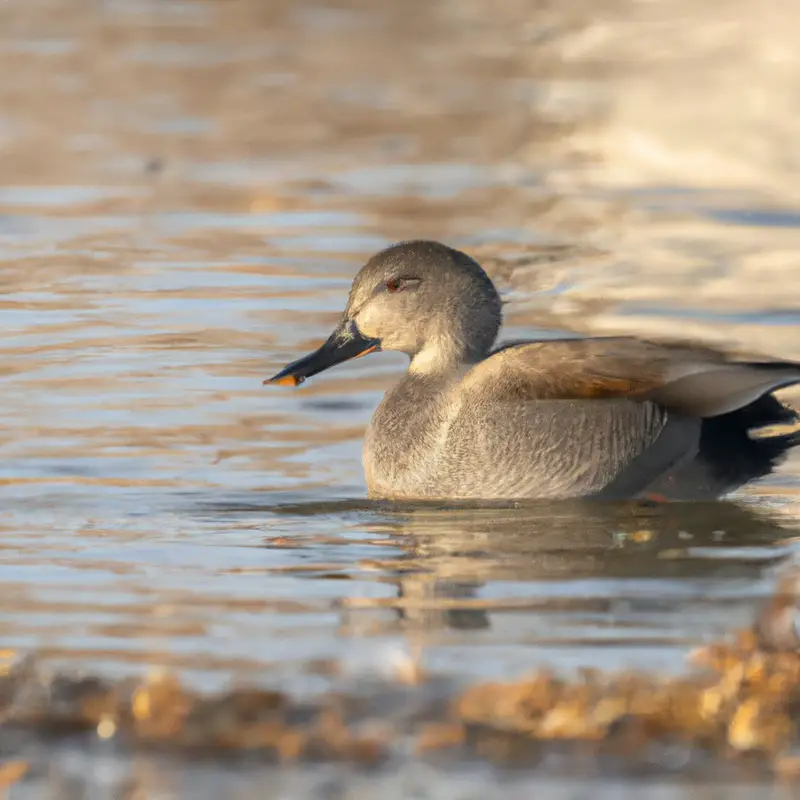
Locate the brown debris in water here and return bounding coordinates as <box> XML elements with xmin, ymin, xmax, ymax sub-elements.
<box><xmin>0</xmin><ymin>657</ymin><xmax>389</xmax><ymax>766</ymax></box>
<box><xmin>453</xmin><ymin>628</ymin><xmax>800</xmax><ymax>759</ymax></box>
<box><xmin>440</xmin><ymin>574</ymin><xmax>800</xmax><ymax>773</ymax></box>
<box><xmin>2</xmin><ymin>572</ymin><xmax>800</xmax><ymax>777</ymax></box>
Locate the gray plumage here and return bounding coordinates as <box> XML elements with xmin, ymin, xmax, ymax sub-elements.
<box><xmin>268</xmin><ymin>240</ymin><xmax>800</xmax><ymax>501</ymax></box>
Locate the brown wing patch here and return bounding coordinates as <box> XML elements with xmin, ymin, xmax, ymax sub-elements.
<box><xmin>463</xmin><ymin>336</ymin><xmax>800</xmax><ymax>417</ymax></box>
<box><xmin>567</xmin><ymin>375</ymin><xmax>660</xmax><ymax>399</ymax></box>
<box><xmin>464</xmin><ymin>338</ymin><xmax>676</xmax><ymax>402</ymax></box>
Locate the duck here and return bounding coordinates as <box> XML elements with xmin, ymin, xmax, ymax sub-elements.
<box><xmin>267</xmin><ymin>240</ymin><xmax>800</xmax><ymax>501</ymax></box>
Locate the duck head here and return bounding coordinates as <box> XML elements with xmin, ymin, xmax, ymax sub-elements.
<box><xmin>266</xmin><ymin>240</ymin><xmax>502</xmax><ymax>386</ymax></box>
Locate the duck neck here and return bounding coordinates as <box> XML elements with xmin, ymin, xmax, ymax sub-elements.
<box><xmin>408</xmin><ymin>337</ymin><xmax>488</xmax><ymax>377</ymax></box>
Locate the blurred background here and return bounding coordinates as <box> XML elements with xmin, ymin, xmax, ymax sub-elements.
<box><xmin>2</xmin><ymin>0</ymin><xmax>800</xmax><ymax>796</ymax></box>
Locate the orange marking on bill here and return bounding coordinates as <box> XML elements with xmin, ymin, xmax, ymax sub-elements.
<box><xmin>353</xmin><ymin>345</ymin><xmax>379</xmax><ymax>359</ymax></box>
<box><xmin>266</xmin><ymin>375</ymin><xmax>301</xmax><ymax>387</ymax></box>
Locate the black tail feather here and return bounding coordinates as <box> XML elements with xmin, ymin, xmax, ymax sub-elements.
<box><xmin>728</xmin><ymin>393</ymin><xmax>798</xmax><ymax>430</ymax></box>
<box><xmin>690</xmin><ymin>399</ymin><xmax>799</xmax><ymax>492</ymax></box>
<box><xmin>645</xmin><ymin>396</ymin><xmax>799</xmax><ymax>499</ymax></box>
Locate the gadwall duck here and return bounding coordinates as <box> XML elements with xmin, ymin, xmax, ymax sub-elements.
<box><xmin>267</xmin><ymin>240</ymin><xmax>800</xmax><ymax>500</ymax></box>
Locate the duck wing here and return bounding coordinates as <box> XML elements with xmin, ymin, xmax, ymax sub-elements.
<box><xmin>466</xmin><ymin>337</ymin><xmax>800</xmax><ymax>420</ymax></box>
<box><xmin>453</xmin><ymin>337</ymin><xmax>800</xmax><ymax>499</ymax></box>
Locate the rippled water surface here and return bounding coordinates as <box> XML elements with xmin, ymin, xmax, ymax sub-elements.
<box><xmin>4</xmin><ymin>0</ymin><xmax>800</xmax><ymax>796</ymax></box>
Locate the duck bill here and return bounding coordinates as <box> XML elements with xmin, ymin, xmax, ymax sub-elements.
<box><xmin>265</xmin><ymin>321</ymin><xmax>380</xmax><ymax>387</ymax></box>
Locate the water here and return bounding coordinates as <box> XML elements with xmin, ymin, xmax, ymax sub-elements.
<box><xmin>3</xmin><ymin>0</ymin><xmax>800</xmax><ymax>795</ymax></box>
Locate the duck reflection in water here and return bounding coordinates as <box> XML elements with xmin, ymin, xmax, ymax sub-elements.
<box><xmin>330</xmin><ymin>500</ymin><xmax>793</xmax><ymax>638</ymax></box>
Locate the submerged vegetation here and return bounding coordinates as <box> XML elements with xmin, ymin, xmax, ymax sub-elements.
<box><xmin>2</xmin><ymin>569</ymin><xmax>800</xmax><ymax>786</ymax></box>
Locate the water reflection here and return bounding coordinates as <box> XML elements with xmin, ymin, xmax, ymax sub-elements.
<box><xmin>257</xmin><ymin>499</ymin><xmax>797</xmax><ymax>674</ymax></box>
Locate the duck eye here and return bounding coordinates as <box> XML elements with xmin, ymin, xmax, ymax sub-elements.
<box><xmin>385</xmin><ymin>276</ymin><xmax>419</xmax><ymax>293</ymax></box>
